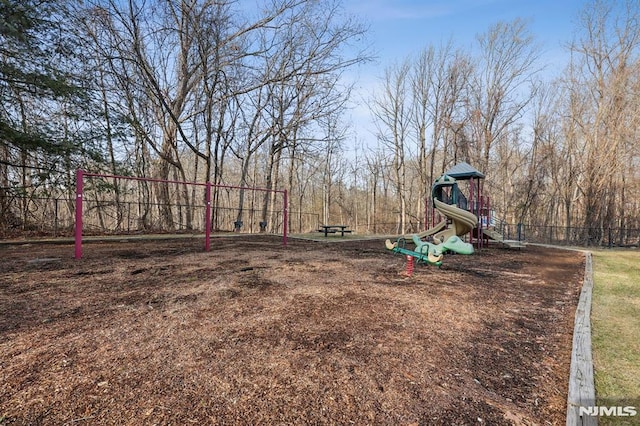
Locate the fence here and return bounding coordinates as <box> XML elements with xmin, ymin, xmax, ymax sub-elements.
<box><xmin>0</xmin><ymin>196</ymin><xmax>320</xmax><ymax>239</ymax></box>
<box><xmin>0</xmin><ymin>196</ymin><xmax>75</xmax><ymax>238</ymax></box>
<box><xmin>495</xmin><ymin>222</ymin><xmax>640</xmax><ymax>247</ymax></box>
<box><xmin>3</xmin><ymin>189</ymin><xmax>639</xmax><ymax>248</ymax></box>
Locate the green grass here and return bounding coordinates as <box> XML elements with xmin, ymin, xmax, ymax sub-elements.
<box><xmin>591</xmin><ymin>250</ymin><xmax>640</xmax><ymax>425</ymax></box>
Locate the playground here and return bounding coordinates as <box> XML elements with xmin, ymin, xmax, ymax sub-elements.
<box><xmin>0</xmin><ymin>235</ymin><xmax>584</xmax><ymax>424</ymax></box>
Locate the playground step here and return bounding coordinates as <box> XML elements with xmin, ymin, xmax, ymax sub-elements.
<box><xmin>483</xmin><ymin>228</ymin><xmax>525</xmax><ymax>249</ymax></box>
<box><xmin>482</xmin><ymin>228</ymin><xmax>504</xmax><ymax>241</ymax></box>
<box><xmin>502</xmin><ymin>239</ymin><xmax>526</xmax><ymax>249</ymax></box>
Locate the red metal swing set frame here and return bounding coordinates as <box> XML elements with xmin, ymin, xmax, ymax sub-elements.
<box><xmin>74</xmin><ymin>169</ymin><xmax>288</xmax><ymax>259</ymax></box>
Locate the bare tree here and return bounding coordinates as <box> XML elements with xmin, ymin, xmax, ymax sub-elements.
<box><xmin>563</xmin><ymin>0</ymin><xmax>640</xmax><ymax>242</ymax></box>
<box><xmin>515</xmin><ymin>81</ymin><xmax>558</xmax><ymax>224</ymax></box>
<box><xmin>372</xmin><ymin>60</ymin><xmax>411</xmax><ymax>234</ymax></box>
<box><xmin>363</xmin><ymin>147</ymin><xmax>388</xmax><ymax>233</ymax></box>
<box><xmin>468</xmin><ymin>19</ymin><xmax>541</xmax><ymax>172</ymax></box>
<box><xmin>318</xmin><ymin>113</ymin><xmax>346</xmax><ymax>225</ymax></box>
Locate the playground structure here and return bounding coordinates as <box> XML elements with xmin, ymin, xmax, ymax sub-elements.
<box><xmin>386</xmin><ymin>162</ymin><xmax>519</xmax><ymax>269</ymax></box>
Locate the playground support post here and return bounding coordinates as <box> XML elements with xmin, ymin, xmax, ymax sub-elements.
<box><xmin>481</xmin><ymin>195</ymin><xmax>487</xmax><ymax>248</ymax></box>
<box><xmin>205</xmin><ymin>181</ymin><xmax>212</xmax><ymax>251</ymax></box>
<box><xmin>487</xmin><ymin>195</ymin><xmax>491</xmax><ymax>246</ymax></box>
<box><xmin>74</xmin><ymin>169</ymin><xmax>84</xmax><ymax>259</ymax></box>
<box><xmin>424</xmin><ymin>198</ymin><xmax>428</xmax><ymax>231</ymax></box>
<box><xmin>480</xmin><ymin>195</ymin><xmax>485</xmax><ymax>249</ymax></box>
<box><xmin>283</xmin><ymin>189</ymin><xmax>288</xmax><ymax>246</ymax></box>
<box><xmin>517</xmin><ymin>222</ymin><xmax>523</xmax><ymax>242</ymax></box>
<box><xmin>480</xmin><ymin>180</ymin><xmax>485</xmax><ymax>247</ymax></box>
<box><xmin>469</xmin><ymin>177</ymin><xmax>474</xmax><ymax>246</ymax></box>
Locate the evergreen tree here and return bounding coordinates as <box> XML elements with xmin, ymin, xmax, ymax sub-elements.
<box><xmin>0</xmin><ymin>0</ymin><xmax>82</xmax><ymax>163</ymax></box>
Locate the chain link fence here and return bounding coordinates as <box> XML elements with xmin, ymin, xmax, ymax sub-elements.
<box><xmin>0</xmin><ymin>195</ymin><xmax>319</xmax><ymax>239</ymax></box>
<box><xmin>494</xmin><ymin>222</ymin><xmax>640</xmax><ymax>247</ymax></box>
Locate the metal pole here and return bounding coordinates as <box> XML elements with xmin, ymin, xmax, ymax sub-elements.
<box><xmin>74</xmin><ymin>169</ymin><xmax>84</xmax><ymax>259</ymax></box>
<box><xmin>479</xmin><ymin>179</ymin><xmax>483</xmax><ymax>247</ymax></box>
<box><xmin>517</xmin><ymin>223</ymin><xmax>523</xmax><ymax>242</ymax></box>
<box><xmin>479</xmin><ymin>195</ymin><xmax>484</xmax><ymax>249</ymax></box>
<box><xmin>424</xmin><ymin>197</ymin><xmax>428</xmax><ymax>231</ymax></box>
<box><xmin>469</xmin><ymin>177</ymin><xmax>474</xmax><ymax>246</ymax></box>
<box><xmin>54</xmin><ymin>198</ymin><xmax>59</xmax><ymax>237</ymax></box>
<box><xmin>487</xmin><ymin>195</ymin><xmax>491</xmax><ymax>246</ymax></box>
<box><xmin>205</xmin><ymin>182</ymin><xmax>212</xmax><ymax>251</ymax></box>
<box><xmin>283</xmin><ymin>189</ymin><xmax>288</xmax><ymax>246</ymax></box>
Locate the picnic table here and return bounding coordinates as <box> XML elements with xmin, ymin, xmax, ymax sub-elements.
<box><xmin>318</xmin><ymin>225</ymin><xmax>352</xmax><ymax>237</ymax></box>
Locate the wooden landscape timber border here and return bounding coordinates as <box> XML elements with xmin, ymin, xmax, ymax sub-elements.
<box><xmin>566</xmin><ymin>250</ymin><xmax>597</xmax><ymax>426</ymax></box>
<box><xmin>530</xmin><ymin>244</ymin><xmax>596</xmax><ymax>425</ymax></box>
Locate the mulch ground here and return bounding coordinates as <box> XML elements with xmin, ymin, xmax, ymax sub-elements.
<box><xmin>0</xmin><ymin>235</ymin><xmax>584</xmax><ymax>425</ymax></box>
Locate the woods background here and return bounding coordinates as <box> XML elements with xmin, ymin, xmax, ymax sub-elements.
<box><xmin>1</xmin><ymin>0</ymin><xmax>639</xmax><ymax>246</ymax></box>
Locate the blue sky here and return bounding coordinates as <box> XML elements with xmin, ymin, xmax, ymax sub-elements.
<box><xmin>343</xmin><ymin>0</ymin><xmax>591</xmax><ymax>151</ymax></box>
<box><xmin>348</xmin><ymin>0</ymin><xmax>585</xmax><ymax>63</ymax></box>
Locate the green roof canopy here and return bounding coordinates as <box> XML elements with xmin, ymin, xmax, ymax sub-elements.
<box><xmin>443</xmin><ymin>162</ymin><xmax>485</xmax><ymax>180</ymax></box>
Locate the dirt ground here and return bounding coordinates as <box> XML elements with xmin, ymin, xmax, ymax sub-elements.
<box><xmin>0</xmin><ymin>235</ymin><xmax>584</xmax><ymax>425</ymax></box>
